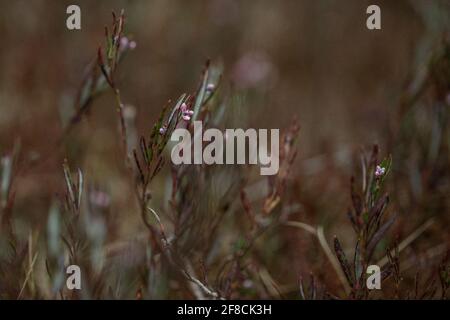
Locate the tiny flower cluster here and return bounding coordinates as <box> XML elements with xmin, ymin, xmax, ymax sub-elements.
<box><xmin>180</xmin><ymin>103</ymin><xmax>194</xmax><ymax>121</ymax></box>
<box><xmin>375</xmin><ymin>165</ymin><xmax>385</xmax><ymax>178</ymax></box>
<box><xmin>120</xmin><ymin>37</ymin><xmax>137</xmax><ymax>50</ymax></box>
<box><xmin>158</xmin><ymin>83</ymin><xmax>216</xmax><ymax>136</ymax></box>
<box><xmin>158</xmin><ymin>102</ymin><xmax>194</xmax><ymax>136</ymax></box>
<box><xmin>159</xmin><ymin>125</ymin><xmax>167</xmax><ymax>135</ymax></box>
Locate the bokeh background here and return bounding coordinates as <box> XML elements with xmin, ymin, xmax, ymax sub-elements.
<box><xmin>0</xmin><ymin>0</ymin><xmax>449</xmax><ymax>299</ymax></box>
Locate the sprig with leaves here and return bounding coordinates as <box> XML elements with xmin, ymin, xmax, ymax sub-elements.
<box><xmin>62</xmin><ymin>10</ymin><xmax>135</xmax><ymax>141</ymax></box>
<box><xmin>332</xmin><ymin>146</ymin><xmax>395</xmax><ymax>298</ymax></box>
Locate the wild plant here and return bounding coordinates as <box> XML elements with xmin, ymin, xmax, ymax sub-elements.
<box><xmin>0</xmin><ymin>9</ymin><xmax>448</xmax><ymax>300</ymax></box>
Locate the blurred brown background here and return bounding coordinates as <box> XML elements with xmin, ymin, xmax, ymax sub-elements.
<box><xmin>0</xmin><ymin>0</ymin><xmax>450</xmax><ymax>300</ymax></box>
<box><xmin>0</xmin><ymin>1</ymin><xmax>449</xmax><ymax>297</ymax></box>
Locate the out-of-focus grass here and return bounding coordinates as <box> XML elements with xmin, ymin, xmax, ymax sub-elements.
<box><xmin>0</xmin><ymin>1</ymin><xmax>449</xmax><ymax>299</ymax></box>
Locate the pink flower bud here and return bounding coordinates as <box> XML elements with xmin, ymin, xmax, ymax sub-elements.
<box><xmin>89</xmin><ymin>190</ymin><xmax>111</xmax><ymax>208</ymax></box>
<box><xmin>375</xmin><ymin>165</ymin><xmax>385</xmax><ymax>178</ymax></box>
<box><xmin>120</xmin><ymin>37</ymin><xmax>129</xmax><ymax>48</ymax></box>
<box><xmin>179</xmin><ymin>102</ymin><xmax>194</xmax><ymax>121</ymax></box>
<box><xmin>206</xmin><ymin>83</ymin><xmax>215</xmax><ymax>92</ymax></box>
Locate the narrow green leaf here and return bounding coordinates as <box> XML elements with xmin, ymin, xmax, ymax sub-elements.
<box><xmin>77</xmin><ymin>169</ymin><xmax>83</xmax><ymax>210</ymax></box>
<box><xmin>192</xmin><ymin>64</ymin><xmax>209</xmax><ymax>121</ymax></box>
<box><xmin>63</xmin><ymin>161</ymin><xmax>76</xmax><ymax>208</ymax></box>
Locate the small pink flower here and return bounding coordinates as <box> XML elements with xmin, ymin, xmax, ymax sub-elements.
<box><xmin>180</xmin><ymin>103</ymin><xmax>194</xmax><ymax>121</ymax></box>
<box><xmin>120</xmin><ymin>37</ymin><xmax>129</xmax><ymax>48</ymax></box>
<box><xmin>375</xmin><ymin>165</ymin><xmax>385</xmax><ymax>178</ymax></box>
<box><xmin>89</xmin><ymin>190</ymin><xmax>111</xmax><ymax>208</ymax></box>
<box><xmin>120</xmin><ymin>37</ymin><xmax>137</xmax><ymax>50</ymax></box>
<box><xmin>159</xmin><ymin>125</ymin><xmax>167</xmax><ymax>135</ymax></box>
<box><xmin>206</xmin><ymin>83</ymin><xmax>215</xmax><ymax>92</ymax></box>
